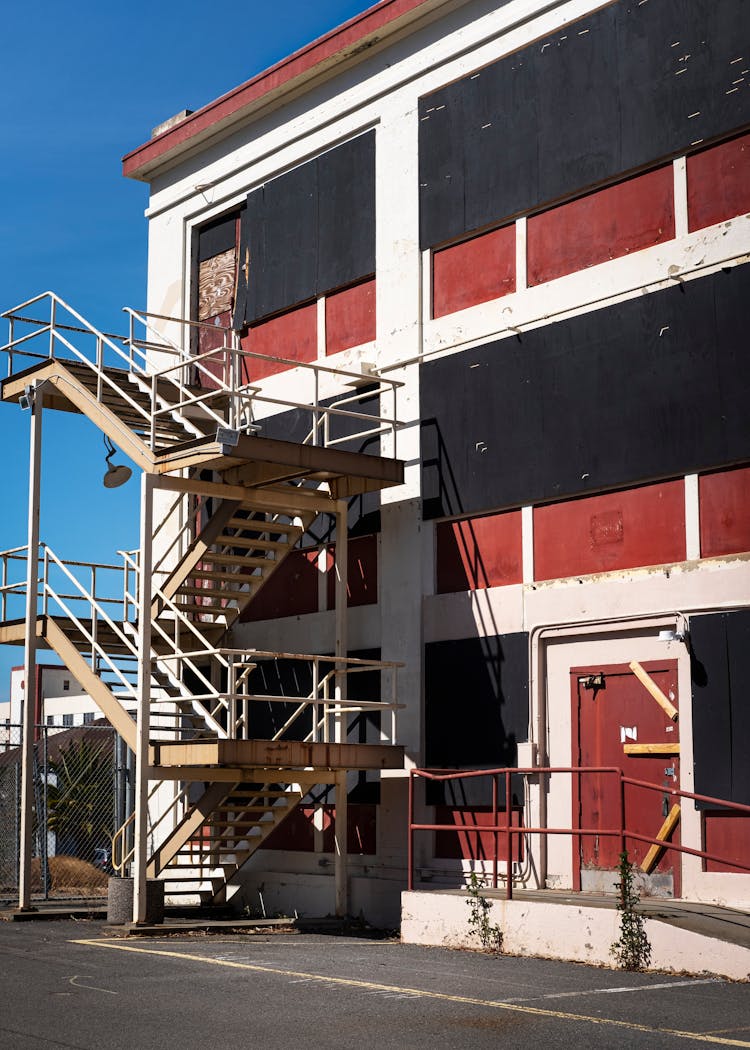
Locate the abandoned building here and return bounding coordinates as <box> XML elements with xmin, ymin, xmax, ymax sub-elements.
<box><xmin>1</xmin><ymin>0</ymin><xmax>748</xmax><ymax>972</ymax></box>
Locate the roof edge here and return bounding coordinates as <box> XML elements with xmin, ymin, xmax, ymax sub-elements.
<box><xmin>122</xmin><ymin>0</ymin><xmax>452</xmax><ymax>182</ymax></box>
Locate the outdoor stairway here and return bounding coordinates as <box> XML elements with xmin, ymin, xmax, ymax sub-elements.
<box><xmin>152</xmin><ymin>784</ymin><xmax>304</xmax><ymax>905</ymax></box>
<box><xmin>0</xmin><ymin>292</ymin><xmax>405</xmax><ymax>914</ymax></box>
<box><xmin>154</xmin><ymin>498</ymin><xmax>318</xmax><ymax>630</ymax></box>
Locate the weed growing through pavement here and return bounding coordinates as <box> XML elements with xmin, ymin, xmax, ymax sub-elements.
<box><xmin>465</xmin><ymin>871</ymin><xmax>503</xmax><ymax>953</ymax></box>
<box><xmin>610</xmin><ymin>850</ymin><xmax>652</xmax><ymax>971</ymax></box>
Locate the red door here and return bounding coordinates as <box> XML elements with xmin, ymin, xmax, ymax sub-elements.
<box><xmin>571</xmin><ymin>661</ymin><xmax>680</xmax><ymax>897</ymax></box>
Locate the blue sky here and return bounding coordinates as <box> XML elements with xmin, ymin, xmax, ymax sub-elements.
<box><xmin>0</xmin><ymin>0</ymin><xmax>375</xmax><ymax>701</ymax></box>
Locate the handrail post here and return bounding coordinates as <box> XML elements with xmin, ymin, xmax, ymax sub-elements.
<box><xmin>8</xmin><ymin>315</ymin><xmax>14</xmax><ymax>377</ymax></box>
<box><xmin>573</xmin><ymin>768</ymin><xmax>582</xmax><ymax>893</ymax></box>
<box><xmin>407</xmin><ymin>770</ymin><xmax>414</xmax><ymax>891</ymax></box>
<box><xmin>312</xmin><ymin>659</ymin><xmax>319</xmax><ymax>743</ymax></box>
<box><xmin>150</xmin><ymin>373</ymin><xmax>156</xmax><ymax>450</ymax></box>
<box><xmin>492</xmin><ymin>774</ymin><xmax>499</xmax><ymax>890</ymax></box>
<box><xmin>619</xmin><ymin>769</ymin><xmax>626</xmax><ymax>858</ymax></box>
<box><xmin>333</xmin><ymin>501</ymin><xmax>348</xmax><ymax>746</ymax></box>
<box><xmin>90</xmin><ymin>564</ymin><xmax>98</xmax><ymax>670</ymax></box>
<box><xmin>49</xmin><ymin>296</ymin><xmax>56</xmax><ymax>359</ymax></box>
<box><xmin>228</xmin><ymin>655</ymin><xmax>236</xmax><ymax>738</ymax></box>
<box><xmin>313</xmin><ymin>371</ymin><xmax>320</xmax><ymax>447</ymax></box>
<box><xmin>505</xmin><ymin>769</ymin><xmax>513</xmax><ymax>900</ymax></box>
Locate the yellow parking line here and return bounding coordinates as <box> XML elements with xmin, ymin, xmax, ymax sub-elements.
<box><xmin>71</xmin><ymin>939</ymin><xmax>750</xmax><ymax>1048</ymax></box>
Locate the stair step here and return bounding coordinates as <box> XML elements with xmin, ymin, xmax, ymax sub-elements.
<box><xmin>197</xmin><ymin>553</ymin><xmax>272</xmax><ymax>569</ymax></box>
<box><xmin>176</xmin><ymin>585</ymin><xmax>248</xmax><ymax>598</ymax></box>
<box><xmin>216</xmin><ymin>535</ymin><xmax>299</xmax><ymax>551</ymax></box>
<box><xmin>187</xmin><ymin>569</ymin><xmax>258</xmax><ymax>584</ymax></box>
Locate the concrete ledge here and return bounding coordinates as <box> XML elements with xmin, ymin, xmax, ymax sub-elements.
<box><xmin>401</xmin><ymin>890</ymin><xmax>750</xmax><ymax>981</ymax></box>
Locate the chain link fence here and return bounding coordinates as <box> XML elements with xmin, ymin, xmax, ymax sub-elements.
<box><xmin>0</xmin><ymin>723</ymin><xmax>131</xmax><ymax>904</ymax></box>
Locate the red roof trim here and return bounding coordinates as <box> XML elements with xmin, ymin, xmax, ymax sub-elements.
<box><xmin>122</xmin><ymin>0</ymin><xmax>437</xmax><ymax>180</ymax></box>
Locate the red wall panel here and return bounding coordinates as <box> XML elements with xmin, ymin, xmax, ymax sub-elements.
<box><xmin>703</xmin><ymin>812</ymin><xmax>750</xmax><ymax>873</ymax></box>
<box><xmin>434</xmin><ymin>806</ymin><xmax>524</xmax><ymax>862</ymax></box>
<box><xmin>326</xmin><ymin>534</ymin><xmax>378</xmax><ymax>608</ymax></box>
<box><xmin>527</xmin><ymin>166</ymin><xmax>675</xmax><ymax>286</ymax></box>
<box><xmin>240</xmin><ymin>547</ymin><xmax>320</xmax><ymax>622</ymax></box>
<box><xmin>699</xmin><ymin>465</ymin><xmax>750</xmax><ymax>558</ymax></box>
<box><xmin>688</xmin><ymin>132</ymin><xmax>750</xmax><ymax>232</ymax></box>
<box><xmin>240</xmin><ymin>301</ymin><xmax>317</xmax><ymax>382</ymax></box>
<box><xmin>436</xmin><ymin>511</ymin><xmax>523</xmax><ymax>593</ymax></box>
<box><xmin>534</xmin><ymin>482</ymin><xmax>686</xmax><ymax>581</ymax></box>
<box><xmin>326</xmin><ymin>278</ymin><xmax>376</xmax><ymax>356</ymax></box>
<box><xmin>262</xmin><ymin>803</ymin><xmax>376</xmax><ymax>855</ymax></box>
<box><xmin>432</xmin><ymin>225</ymin><xmax>515</xmax><ymax>318</ymax></box>
<box><xmin>196</xmin><ymin>310</ymin><xmax>232</xmax><ymax>389</ymax></box>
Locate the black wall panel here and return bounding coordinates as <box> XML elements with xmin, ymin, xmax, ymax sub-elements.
<box><xmin>420</xmin><ymin>266</ymin><xmax>750</xmax><ymax>519</ymax></box>
<box><xmin>424</xmin><ymin>632</ymin><xmax>528</xmax><ymax>807</ymax></box>
<box><xmin>424</xmin><ymin>632</ymin><xmax>528</xmax><ymax>773</ymax></box>
<box><xmin>197</xmin><ymin>212</ymin><xmax>237</xmax><ymax>263</ymax></box>
<box><xmin>318</xmin><ymin>133</ymin><xmax>375</xmax><ymax>294</ymax></box>
<box><xmin>238</xmin><ymin>131</ymin><xmax>376</xmax><ymax>325</ymax></box>
<box><xmin>690</xmin><ymin>610</ymin><xmax>750</xmax><ymax>807</ymax></box>
<box><xmin>419</xmin><ymin>0</ymin><xmax>750</xmax><ymax>248</ymax></box>
<box><xmin>249</xmin><ymin>161</ymin><xmax>319</xmax><ymax>321</ymax></box>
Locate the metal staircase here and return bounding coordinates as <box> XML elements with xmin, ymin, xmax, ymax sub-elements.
<box><xmin>0</xmin><ymin>292</ymin><xmax>405</xmax><ymax>915</ymax></box>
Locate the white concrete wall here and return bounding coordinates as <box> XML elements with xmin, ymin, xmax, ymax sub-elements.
<box><xmin>401</xmin><ymin>890</ymin><xmax>750</xmax><ymax>980</ymax></box>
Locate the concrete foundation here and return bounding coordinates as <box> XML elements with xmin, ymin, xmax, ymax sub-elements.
<box><xmin>401</xmin><ymin>890</ymin><xmax>750</xmax><ymax>981</ymax></box>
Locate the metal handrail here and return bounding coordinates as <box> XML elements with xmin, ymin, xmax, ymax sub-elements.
<box><xmin>407</xmin><ymin>765</ymin><xmax>750</xmax><ymax>897</ymax></box>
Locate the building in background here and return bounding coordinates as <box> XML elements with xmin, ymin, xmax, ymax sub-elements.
<box><xmin>9</xmin><ymin>665</ymin><xmax>94</xmax><ymax>730</ymax></box>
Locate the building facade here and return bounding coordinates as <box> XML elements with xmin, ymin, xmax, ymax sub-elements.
<box><xmin>119</xmin><ymin>0</ymin><xmax>750</xmax><ymax>925</ymax></box>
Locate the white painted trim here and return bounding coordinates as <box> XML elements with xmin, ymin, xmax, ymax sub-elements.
<box><xmin>673</xmin><ymin>157</ymin><xmax>689</xmax><ymax>238</ymax></box>
<box><xmin>421</xmin><ymin>248</ymin><xmax>432</xmax><ymax>330</ymax></box>
<box><xmin>684</xmin><ymin>473</ymin><xmax>700</xmax><ymax>560</ymax></box>
<box><xmin>317</xmin><ymin>296</ymin><xmax>326</xmax><ymax>360</ymax></box>
<box><xmin>515</xmin><ymin>216</ymin><xmax>527</xmax><ymax>294</ymax></box>
<box><xmin>522</xmin><ymin>505</ymin><xmax>534</xmax><ymax>583</ymax></box>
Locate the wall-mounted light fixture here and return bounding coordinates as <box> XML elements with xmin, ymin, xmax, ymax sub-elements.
<box><xmin>103</xmin><ymin>435</ymin><xmax>132</xmax><ymax>489</ymax></box>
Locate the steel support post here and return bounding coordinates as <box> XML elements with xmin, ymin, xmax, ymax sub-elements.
<box><xmin>133</xmin><ymin>471</ymin><xmax>154</xmax><ymax>924</ymax></box>
<box><xmin>333</xmin><ymin>500</ymin><xmax>348</xmax><ymax>744</ymax></box>
<box><xmin>333</xmin><ymin>501</ymin><xmax>348</xmax><ymax>916</ymax></box>
<box><xmin>18</xmin><ymin>390</ymin><xmax>42</xmax><ymax>911</ymax></box>
<box><xmin>334</xmin><ymin>770</ymin><xmax>348</xmax><ymax>918</ymax></box>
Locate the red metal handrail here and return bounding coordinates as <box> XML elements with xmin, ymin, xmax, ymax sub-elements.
<box><xmin>407</xmin><ymin>766</ymin><xmax>750</xmax><ymax>898</ymax></box>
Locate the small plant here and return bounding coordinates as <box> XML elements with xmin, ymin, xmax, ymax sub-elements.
<box><xmin>610</xmin><ymin>850</ymin><xmax>652</xmax><ymax>971</ymax></box>
<box><xmin>465</xmin><ymin>871</ymin><xmax>503</xmax><ymax>953</ymax></box>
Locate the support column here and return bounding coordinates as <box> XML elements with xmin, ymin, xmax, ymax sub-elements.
<box><xmin>334</xmin><ymin>770</ymin><xmax>348</xmax><ymax>918</ymax></box>
<box><xmin>333</xmin><ymin>501</ymin><xmax>348</xmax><ymax>917</ymax></box>
<box><xmin>133</xmin><ymin>472</ymin><xmax>154</xmax><ymax>924</ymax></box>
<box><xmin>333</xmin><ymin>500</ymin><xmax>348</xmax><ymax>744</ymax></box>
<box><xmin>18</xmin><ymin>389</ymin><xmax>43</xmax><ymax>911</ymax></box>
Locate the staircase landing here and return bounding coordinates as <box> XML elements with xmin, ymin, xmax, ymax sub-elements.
<box><xmin>150</xmin><ymin>738</ymin><xmax>404</xmax><ymax>771</ymax></box>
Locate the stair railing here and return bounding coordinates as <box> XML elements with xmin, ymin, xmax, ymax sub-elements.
<box><xmin>222</xmin><ymin>649</ymin><xmax>402</xmax><ymax>745</ymax></box>
<box><xmin>124</xmin><ymin>308</ymin><xmax>259</xmax><ymax>435</ymax></box>
<box><xmin>1</xmin><ymin>293</ymin><xmax>179</xmax><ymax>445</ymax></box>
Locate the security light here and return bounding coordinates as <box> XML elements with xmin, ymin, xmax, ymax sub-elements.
<box><xmin>103</xmin><ymin>435</ymin><xmax>132</xmax><ymax>489</ymax></box>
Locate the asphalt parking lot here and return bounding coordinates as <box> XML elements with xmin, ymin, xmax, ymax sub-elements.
<box><xmin>0</xmin><ymin>920</ymin><xmax>748</xmax><ymax>1049</ymax></box>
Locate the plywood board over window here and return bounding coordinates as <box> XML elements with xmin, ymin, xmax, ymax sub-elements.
<box><xmin>198</xmin><ymin>249</ymin><xmax>236</xmax><ymax>320</ymax></box>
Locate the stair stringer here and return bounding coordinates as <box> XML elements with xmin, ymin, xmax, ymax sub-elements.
<box><xmin>43</xmin><ymin>617</ymin><xmax>137</xmax><ymax>750</ymax></box>
<box><xmin>151</xmin><ymin>778</ymin><xmax>305</xmax><ymax>904</ymax></box>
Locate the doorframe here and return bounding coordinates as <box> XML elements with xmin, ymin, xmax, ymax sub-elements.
<box><xmin>570</xmin><ymin>658</ymin><xmax>680</xmax><ymax>895</ymax></box>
